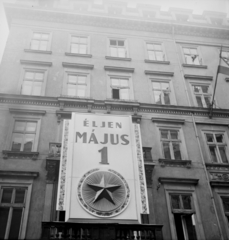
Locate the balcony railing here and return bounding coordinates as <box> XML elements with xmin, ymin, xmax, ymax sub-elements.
<box><xmin>49</xmin><ymin>143</ymin><xmax>61</xmax><ymax>158</ymax></box>
<box><xmin>41</xmin><ymin>222</ymin><xmax>163</xmax><ymax>240</ymax></box>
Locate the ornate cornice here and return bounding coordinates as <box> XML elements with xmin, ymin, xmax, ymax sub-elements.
<box><xmin>2</xmin><ymin>150</ymin><xmax>39</xmax><ymax>160</ymax></box>
<box><xmin>184</xmin><ymin>74</ymin><xmax>213</xmax><ymax>80</ymax></box>
<box><xmin>145</xmin><ymin>70</ymin><xmax>174</xmax><ymax>77</ymax></box>
<box><xmin>4</xmin><ymin>5</ymin><xmax>229</xmax><ymax>40</ymax></box>
<box><xmin>62</xmin><ymin>62</ymin><xmax>94</xmax><ymax>69</ymax></box>
<box><xmin>104</xmin><ymin>66</ymin><xmax>134</xmax><ymax>72</ymax></box>
<box><xmin>151</xmin><ymin>117</ymin><xmax>185</xmax><ymax>124</ymax></box>
<box><xmin>158</xmin><ymin>177</ymin><xmax>199</xmax><ymax>185</ymax></box>
<box><xmin>9</xmin><ymin>108</ymin><xmax>46</xmax><ymax>115</ymax></box>
<box><xmin>0</xmin><ymin>170</ymin><xmax>39</xmax><ymax>178</ymax></box>
<box><xmin>158</xmin><ymin>159</ymin><xmax>191</xmax><ymax>168</ymax></box>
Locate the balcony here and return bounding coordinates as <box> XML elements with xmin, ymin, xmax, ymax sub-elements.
<box><xmin>41</xmin><ymin>222</ymin><xmax>163</xmax><ymax>240</ymax></box>
<box><xmin>48</xmin><ymin>143</ymin><xmax>61</xmax><ymax>158</ymax></box>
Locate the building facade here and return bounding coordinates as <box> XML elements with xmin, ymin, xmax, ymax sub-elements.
<box><xmin>0</xmin><ymin>0</ymin><xmax>229</xmax><ymax>239</ymax></box>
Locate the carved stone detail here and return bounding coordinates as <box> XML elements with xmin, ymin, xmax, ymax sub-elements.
<box><xmin>158</xmin><ymin>159</ymin><xmax>192</xmax><ymax>168</ymax></box>
<box><xmin>2</xmin><ymin>150</ymin><xmax>39</xmax><ymax>160</ymax></box>
<box><xmin>144</xmin><ymin>164</ymin><xmax>155</xmax><ymax>187</ymax></box>
<box><xmin>46</xmin><ymin>159</ymin><xmax>59</xmax><ymax>183</ymax></box>
<box><xmin>210</xmin><ymin>173</ymin><xmax>229</xmax><ymax>181</ymax></box>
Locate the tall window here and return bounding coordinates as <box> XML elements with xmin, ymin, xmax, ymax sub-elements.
<box><xmin>170</xmin><ymin>194</ymin><xmax>197</xmax><ymax>240</ymax></box>
<box><xmin>221</xmin><ymin>197</ymin><xmax>229</xmax><ymax>224</ymax></box>
<box><xmin>109</xmin><ymin>39</ymin><xmax>127</xmax><ymax>58</ymax></box>
<box><xmin>183</xmin><ymin>47</ymin><xmax>201</xmax><ymax>65</ymax></box>
<box><xmin>21</xmin><ymin>71</ymin><xmax>44</xmax><ymax>96</ymax></box>
<box><xmin>67</xmin><ymin>74</ymin><xmax>87</xmax><ymax>97</ymax></box>
<box><xmin>192</xmin><ymin>84</ymin><xmax>211</xmax><ymax>108</ymax></box>
<box><xmin>152</xmin><ymin>81</ymin><xmax>171</xmax><ymax>105</ymax></box>
<box><xmin>30</xmin><ymin>32</ymin><xmax>50</xmax><ymax>51</ymax></box>
<box><xmin>70</xmin><ymin>36</ymin><xmax>88</xmax><ymax>54</ymax></box>
<box><xmin>0</xmin><ymin>187</ymin><xmax>27</xmax><ymax>239</ymax></box>
<box><xmin>11</xmin><ymin>121</ymin><xmax>37</xmax><ymax>152</ymax></box>
<box><xmin>204</xmin><ymin>132</ymin><xmax>228</xmax><ymax>163</ymax></box>
<box><xmin>160</xmin><ymin>129</ymin><xmax>182</xmax><ymax>160</ymax></box>
<box><xmin>110</xmin><ymin>77</ymin><xmax>129</xmax><ymax>100</ymax></box>
<box><xmin>146</xmin><ymin>43</ymin><xmax>164</xmax><ymax>61</ymax></box>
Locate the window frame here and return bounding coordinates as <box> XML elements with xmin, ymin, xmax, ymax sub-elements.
<box><xmin>145</xmin><ymin>41</ymin><xmax>167</xmax><ymax>61</ymax></box>
<box><xmin>18</xmin><ymin>68</ymin><xmax>48</xmax><ymax>96</ymax></box>
<box><xmin>149</xmin><ymin>77</ymin><xmax>176</xmax><ymax>105</ymax></box>
<box><xmin>107</xmin><ymin>37</ymin><xmax>129</xmax><ymax>58</ymax></box>
<box><xmin>164</xmin><ymin>185</ymin><xmax>205</xmax><ymax>240</ymax></box>
<box><xmin>63</xmin><ymin>70</ymin><xmax>91</xmax><ymax>98</ymax></box>
<box><xmin>28</xmin><ymin>30</ymin><xmax>52</xmax><ymax>52</ymax></box>
<box><xmin>0</xmin><ymin>179</ymin><xmax>33</xmax><ymax>239</ymax></box>
<box><xmin>67</xmin><ymin>34</ymin><xmax>90</xmax><ymax>55</ymax></box>
<box><xmin>181</xmin><ymin>45</ymin><xmax>203</xmax><ymax>66</ymax></box>
<box><xmin>106</xmin><ymin>72</ymin><xmax>134</xmax><ymax>101</ymax></box>
<box><xmin>5</xmin><ymin>116</ymin><xmax>42</xmax><ymax>152</ymax></box>
<box><xmin>202</xmin><ymin>130</ymin><xmax>229</xmax><ymax>164</ymax></box>
<box><xmin>156</xmin><ymin>125</ymin><xmax>188</xmax><ymax>160</ymax></box>
<box><xmin>189</xmin><ymin>81</ymin><xmax>213</xmax><ymax>108</ymax></box>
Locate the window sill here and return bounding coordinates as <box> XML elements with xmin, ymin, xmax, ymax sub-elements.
<box><xmin>24</xmin><ymin>49</ymin><xmax>52</xmax><ymax>54</ymax></box>
<box><xmin>2</xmin><ymin>150</ymin><xmax>39</xmax><ymax>160</ymax></box>
<box><xmin>158</xmin><ymin>158</ymin><xmax>191</xmax><ymax>168</ymax></box>
<box><xmin>105</xmin><ymin>56</ymin><xmax>131</xmax><ymax>61</ymax></box>
<box><xmin>205</xmin><ymin>163</ymin><xmax>229</xmax><ymax>169</ymax></box>
<box><xmin>144</xmin><ymin>59</ymin><xmax>170</xmax><ymax>65</ymax></box>
<box><xmin>65</xmin><ymin>52</ymin><xmax>92</xmax><ymax>58</ymax></box>
<box><xmin>182</xmin><ymin>63</ymin><xmax>207</xmax><ymax>69</ymax></box>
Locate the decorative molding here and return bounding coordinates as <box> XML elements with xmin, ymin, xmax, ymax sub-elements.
<box><xmin>24</xmin><ymin>49</ymin><xmax>52</xmax><ymax>54</ymax></box>
<box><xmin>182</xmin><ymin>64</ymin><xmax>207</xmax><ymax>69</ymax></box>
<box><xmin>158</xmin><ymin>159</ymin><xmax>191</xmax><ymax>168</ymax></box>
<box><xmin>205</xmin><ymin>163</ymin><xmax>229</xmax><ymax>171</ymax></box>
<box><xmin>143</xmin><ymin>147</ymin><xmax>153</xmax><ymax>162</ymax></box>
<box><xmin>210</xmin><ymin>172</ymin><xmax>229</xmax><ymax>181</ymax></box>
<box><xmin>0</xmin><ymin>170</ymin><xmax>39</xmax><ymax>178</ymax></box>
<box><xmin>9</xmin><ymin>108</ymin><xmax>46</xmax><ymax>115</ymax></box>
<box><xmin>151</xmin><ymin>117</ymin><xmax>185</xmax><ymax>124</ymax></box>
<box><xmin>194</xmin><ymin>121</ymin><xmax>229</xmax><ymax>126</ymax></box>
<box><xmin>104</xmin><ymin>66</ymin><xmax>134</xmax><ymax>72</ymax></box>
<box><xmin>46</xmin><ymin>159</ymin><xmax>60</xmax><ymax>183</ymax></box>
<box><xmin>20</xmin><ymin>60</ymin><xmax>52</xmax><ymax>66</ymax></box>
<box><xmin>62</xmin><ymin>62</ymin><xmax>94</xmax><ymax>69</ymax></box>
<box><xmin>158</xmin><ymin>177</ymin><xmax>199</xmax><ymax>185</ymax></box>
<box><xmin>105</xmin><ymin>56</ymin><xmax>131</xmax><ymax>61</ymax></box>
<box><xmin>184</xmin><ymin>74</ymin><xmax>213</xmax><ymax>80</ymax></box>
<box><xmin>144</xmin><ymin>163</ymin><xmax>155</xmax><ymax>187</ymax></box>
<box><xmin>48</xmin><ymin>142</ymin><xmax>61</xmax><ymax>158</ymax></box>
<box><xmin>2</xmin><ymin>150</ymin><xmax>39</xmax><ymax>160</ymax></box>
<box><xmin>144</xmin><ymin>59</ymin><xmax>170</xmax><ymax>65</ymax></box>
<box><xmin>65</xmin><ymin>52</ymin><xmax>92</xmax><ymax>58</ymax></box>
<box><xmin>132</xmin><ymin>114</ymin><xmax>142</xmax><ymax>124</ymax></box>
<box><xmin>145</xmin><ymin>70</ymin><xmax>174</xmax><ymax>76</ymax></box>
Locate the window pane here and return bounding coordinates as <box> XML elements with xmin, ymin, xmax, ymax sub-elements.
<box><xmin>33</xmin><ymin>33</ymin><xmax>41</xmax><ymax>39</ymax></box>
<box><xmin>219</xmin><ymin>147</ymin><xmax>228</xmax><ymax>163</ymax></box>
<box><xmin>71</xmin><ymin>36</ymin><xmax>79</xmax><ymax>43</ymax></box>
<box><xmin>173</xmin><ymin>143</ymin><xmax>182</xmax><ymax>160</ymax></box>
<box><xmin>170</xmin><ymin>130</ymin><xmax>178</xmax><ymax>140</ymax></box>
<box><xmin>67</xmin><ymin>85</ymin><xmax>76</xmax><ymax>96</ymax></box>
<box><xmin>14</xmin><ymin>121</ymin><xmax>26</xmax><ymax>132</ymax></box>
<box><xmin>15</xmin><ymin>189</ymin><xmax>26</xmax><ymax>204</ymax></box>
<box><xmin>161</xmin><ymin>130</ymin><xmax>168</xmax><ymax>139</ymax></box>
<box><xmin>30</xmin><ymin>40</ymin><xmax>39</xmax><ymax>50</ymax></box>
<box><xmin>204</xmin><ymin>97</ymin><xmax>211</xmax><ymax>108</ymax></box>
<box><xmin>21</xmin><ymin>81</ymin><xmax>32</xmax><ymax>95</ymax></box>
<box><xmin>79</xmin><ymin>45</ymin><xmax>87</xmax><ymax>54</ymax></box>
<box><xmin>68</xmin><ymin>75</ymin><xmax>77</xmax><ymax>84</ymax></box>
<box><xmin>78</xmin><ymin>76</ymin><xmax>86</xmax><ymax>84</ymax></box>
<box><xmin>118</xmin><ymin>48</ymin><xmax>125</xmax><ymax>58</ymax></box>
<box><xmin>182</xmin><ymin>195</ymin><xmax>192</xmax><ymax>209</ymax></box>
<box><xmin>148</xmin><ymin>51</ymin><xmax>156</xmax><ymax>60</ymax></box>
<box><xmin>152</xmin><ymin>82</ymin><xmax>160</xmax><ymax>89</ymax></box>
<box><xmin>163</xmin><ymin>142</ymin><xmax>171</xmax><ymax>159</ymax></box>
<box><xmin>164</xmin><ymin>92</ymin><xmax>170</xmax><ymax>105</ymax></box>
<box><xmin>120</xmin><ymin>79</ymin><xmax>128</xmax><ymax>87</ymax></box>
<box><xmin>154</xmin><ymin>44</ymin><xmax>162</xmax><ymax>51</ymax></box>
<box><xmin>39</xmin><ymin>41</ymin><xmax>48</xmax><ymax>51</ymax></box>
<box><xmin>190</xmin><ymin>48</ymin><xmax>198</xmax><ymax>55</ymax></box>
<box><xmin>196</xmin><ymin>96</ymin><xmax>203</xmax><ymax>107</ymax></box>
<box><xmin>8</xmin><ymin>208</ymin><xmax>23</xmax><ymax>240</ymax></box>
<box><xmin>174</xmin><ymin>214</ymin><xmax>186</xmax><ymax>240</ymax></box>
<box><xmin>1</xmin><ymin>188</ymin><xmax>13</xmax><ymax>203</ymax></box>
<box><xmin>79</xmin><ymin>37</ymin><xmax>87</xmax><ymax>44</ymax></box>
<box><xmin>0</xmin><ymin>207</ymin><xmax>10</xmax><ymax>239</ymax></box>
<box><xmin>147</xmin><ymin>44</ymin><xmax>154</xmax><ymax>50</ymax></box>
<box><xmin>216</xmin><ymin>134</ymin><xmax>224</xmax><ymax>143</ymax></box>
<box><xmin>71</xmin><ymin>43</ymin><xmax>79</xmax><ymax>53</ymax></box>
<box><xmin>222</xmin><ymin>198</ymin><xmax>229</xmax><ymax>212</ymax></box>
<box><xmin>185</xmin><ymin>55</ymin><xmax>193</xmax><ymax>64</ymax></box>
<box><xmin>161</xmin><ymin>82</ymin><xmax>169</xmax><ymax>90</ymax></box>
<box><xmin>206</xmin><ymin>133</ymin><xmax>214</xmax><ymax>142</ymax></box>
<box><xmin>201</xmin><ymin>85</ymin><xmax>209</xmax><ymax>93</ymax></box>
<box><xmin>112</xmin><ymin>89</ymin><xmax>119</xmax><ymax>99</ymax></box>
<box><xmin>110</xmin><ymin>40</ymin><xmax>116</xmax><ymax>46</ymax></box>
<box><xmin>185</xmin><ymin>215</ymin><xmax>197</xmax><ymax>240</ymax></box>
<box><xmin>120</xmin><ymin>89</ymin><xmax>129</xmax><ymax>100</ymax></box>
<box><xmin>25</xmin><ymin>72</ymin><xmax>34</xmax><ymax>80</ymax></box>
<box><xmin>25</xmin><ymin>122</ymin><xmax>37</xmax><ymax>132</ymax></box>
<box><xmin>110</xmin><ymin>47</ymin><xmax>117</xmax><ymax>57</ymax></box>
<box><xmin>76</xmin><ymin>85</ymin><xmax>86</xmax><ymax>97</ymax></box>
<box><xmin>193</xmin><ymin>56</ymin><xmax>200</xmax><ymax>65</ymax></box>
<box><xmin>41</xmin><ymin>33</ymin><xmax>49</xmax><ymax>40</ymax></box>
<box><xmin>171</xmin><ymin>195</ymin><xmax>180</xmax><ymax>209</ymax></box>
<box><xmin>155</xmin><ymin>52</ymin><xmax>163</xmax><ymax>61</ymax></box>
<box><xmin>23</xmin><ymin>134</ymin><xmax>35</xmax><ymax>152</ymax></box>
<box><xmin>118</xmin><ymin>40</ymin><xmax>124</xmax><ymax>46</ymax></box>
<box><xmin>11</xmin><ymin>134</ymin><xmax>23</xmax><ymax>151</ymax></box>
<box><xmin>154</xmin><ymin>90</ymin><xmax>162</xmax><ymax>104</ymax></box>
<box><xmin>32</xmin><ymin>82</ymin><xmax>42</xmax><ymax>96</ymax></box>
<box><xmin>183</xmin><ymin>48</ymin><xmax>190</xmax><ymax>54</ymax></box>
<box><xmin>193</xmin><ymin>85</ymin><xmax>201</xmax><ymax>93</ymax></box>
<box><xmin>209</xmin><ymin>146</ymin><xmax>218</xmax><ymax>163</ymax></box>
<box><xmin>111</xmin><ymin>78</ymin><xmax>119</xmax><ymax>86</ymax></box>
<box><xmin>35</xmin><ymin>73</ymin><xmax>44</xmax><ymax>81</ymax></box>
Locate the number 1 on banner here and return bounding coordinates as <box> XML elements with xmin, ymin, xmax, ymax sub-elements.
<box><xmin>98</xmin><ymin>147</ymin><xmax>109</xmax><ymax>164</ymax></box>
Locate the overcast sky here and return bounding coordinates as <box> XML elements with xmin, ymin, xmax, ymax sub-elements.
<box><xmin>0</xmin><ymin>0</ymin><xmax>228</xmax><ymax>63</ymax></box>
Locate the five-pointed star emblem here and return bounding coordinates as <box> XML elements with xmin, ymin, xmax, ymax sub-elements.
<box><xmin>87</xmin><ymin>176</ymin><xmax>121</xmax><ymax>205</ymax></box>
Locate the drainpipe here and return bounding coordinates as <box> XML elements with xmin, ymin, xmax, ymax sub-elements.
<box><xmin>171</xmin><ymin>25</ymin><xmax>224</xmax><ymax>240</ymax></box>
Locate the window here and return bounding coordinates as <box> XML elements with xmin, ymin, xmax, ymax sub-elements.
<box><xmin>211</xmin><ymin>17</ymin><xmax>223</xmax><ymax>25</ymax></box>
<box><xmin>221</xmin><ymin>51</ymin><xmax>229</xmax><ymax>65</ymax></box>
<box><xmin>221</xmin><ymin>197</ymin><xmax>229</xmax><ymax>225</ymax></box>
<box><xmin>21</xmin><ymin>70</ymin><xmax>45</xmax><ymax>96</ymax></box>
<box><xmin>192</xmin><ymin>84</ymin><xmax>212</xmax><ymax>108</ymax></box>
<box><xmin>70</xmin><ymin>36</ymin><xmax>88</xmax><ymax>54</ymax></box>
<box><xmin>0</xmin><ymin>187</ymin><xmax>27</xmax><ymax>239</ymax></box>
<box><xmin>183</xmin><ymin>47</ymin><xmax>201</xmax><ymax>65</ymax></box>
<box><xmin>67</xmin><ymin>74</ymin><xmax>87</xmax><ymax>97</ymax></box>
<box><xmin>11</xmin><ymin>120</ymin><xmax>37</xmax><ymax>152</ymax></box>
<box><xmin>160</xmin><ymin>129</ymin><xmax>182</xmax><ymax>160</ymax></box>
<box><xmin>204</xmin><ymin>132</ymin><xmax>229</xmax><ymax>163</ymax></box>
<box><xmin>176</xmin><ymin>14</ymin><xmax>189</xmax><ymax>22</ymax></box>
<box><xmin>110</xmin><ymin>77</ymin><xmax>130</xmax><ymax>100</ymax></box>
<box><xmin>109</xmin><ymin>39</ymin><xmax>127</xmax><ymax>58</ymax></box>
<box><xmin>146</xmin><ymin>43</ymin><xmax>165</xmax><ymax>61</ymax></box>
<box><xmin>170</xmin><ymin>194</ymin><xmax>197</xmax><ymax>240</ymax></box>
<box><xmin>152</xmin><ymin>81</ymin><xmax>171</xmax><ymax>105</ymax></box>
<box><xmin>30</xmin><ymin>32</ymin><xmax>50</xmax><ymax>51</ymax></box>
